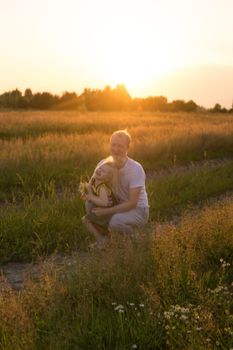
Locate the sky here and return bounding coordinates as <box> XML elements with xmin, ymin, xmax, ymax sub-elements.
<box><xmin>1</xmin><ymin>0</ymin><xmax>233</xmax><ymax>108</ymax></box>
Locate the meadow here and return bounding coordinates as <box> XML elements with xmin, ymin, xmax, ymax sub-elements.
<box><xmin>0</xmin><ymin>110</ymin><xmax>233</xmax><ymax>349</ymax></box>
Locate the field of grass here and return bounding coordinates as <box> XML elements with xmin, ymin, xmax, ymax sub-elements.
<box><xmin>1</xmin><ymin>111</ymin><xmax>233</xmax><ymax>201</ymax></box>
<box><xmin>0</xmin><ymin>200</ymin><xmax>232</xmax><ymax>349</ymax></box>
<box><xmin>0</xmin><ymin>111</ymin><xmax>233</xmax><ymax>349</ymax></box>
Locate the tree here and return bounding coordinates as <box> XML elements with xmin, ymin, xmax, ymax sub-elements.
<box><xmin>24</xmin><ymin>88</ymin><xmax>33</xmax><ymax>103</ymax></box>
<box><xmin>58</xmin><ymin>92</ymin><xmax>78</xmax><ymax>109</ymax></box>
<box><xmin>212</xmin><ymin>103</ymin><xmax>222</xmax><ymax>113</ymax></box>
<box><xmin>140</xmin><ymin>96</ymin><xmax>168</xmax><ymax>111</ymax></box>
<box><xmin>153</xmin><ymin>96</ymin><xmax>168</xmax><ymax>111</ymax></box>
<box><xmin>0</xmin><ymin>92</ymin><xmax>10</xmax><ymax>107</ymax></box>
<box><xmin>30</xmin><ymin>92</ymin><xmax>57</xmax><ymax>109</ymax></box>
<box><xmin>17</xmin><ymin>96</ymin><xmax>28</xmax><ymax>108</ymax></box>
<box><xmin>111</xmin><ymin>84</ymin><xmax>131</xmax><ymax>110</ymax></box>
<box><xmin>168</xmin><ymin>100</ymin><xmax>186</xmax><ymax>112</ymax></box>
<box><xmin>9</xmin><ymin>89</ymin><xmax>22</xmax><ymax>108</ymax></box>
<box><xmin>184</xmin><ymin>100</ymin><xmax>197</xmax><ymax>112</ymax></box>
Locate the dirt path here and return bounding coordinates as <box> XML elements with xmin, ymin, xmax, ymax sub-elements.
<box><xmin>146</xmin><ymin>156</ymin><xmax>233</xmax><ymax>180</ymax></box>
<box><xmin>0</xmin><ymin>252</ymin><xmax>88</xmax><ymax>292</ymax></box>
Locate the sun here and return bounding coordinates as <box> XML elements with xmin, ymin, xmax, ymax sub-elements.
<box><xmin>103</xmin><ymin>49</ymin><xmax>171</xmax><ymax>93</ymax></box>
<box><xmin>99</xmin><ymin>31</ymin><xmax>181</xmax><ymax>95</ymax></box>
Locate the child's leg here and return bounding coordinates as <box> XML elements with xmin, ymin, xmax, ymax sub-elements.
<box><xmin>82</xmin><ymin>216</ymin><xmax>109</xmax><ymax>250</ymax></box>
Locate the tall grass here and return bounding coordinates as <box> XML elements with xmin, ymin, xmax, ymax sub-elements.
<box><xmin>1</xmin><ymin>160</ymin><xmax>233</xmax><ymax>263</ymax></box>
<box><xmin>1</xmin><ymin>111</ymin><xmax>233</xmax><ymax>349</ymax></box>
<box><xmin>148</xmin><ymin>159</ymin><xmax>233</xmax><ymax>219</ymax></box>
<box><xmin>1</xmin><ymin>111</ymin><xmax>233</xmax><ymax>200</ymax></box>
<box><xmin>1</xmin><ymin>111</ymin><xmax>233</xmax><ymax>140</ymax></box>
<box><xmin>0</xmin><ymin>200</ymin><xmax>232</xmax><ymax>349</ymax></box>
<box><xmin>0</xmin><ymin>191</ymin><xmax>88</xmax><ymax>263</ymax></box>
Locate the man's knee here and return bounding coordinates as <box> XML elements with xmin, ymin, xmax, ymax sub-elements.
<box><xmin>108</xmin><ymin>215</ymin><xmax>122</xmax><ymax>231</ymax></box>
<box><xmin>108</xmin><ymin>215</ymin><xmax>133</xmax><ymax>234</ymax></box>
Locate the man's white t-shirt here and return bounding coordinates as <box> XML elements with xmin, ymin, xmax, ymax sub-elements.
<box><xmin>114</xmin><ymin>157</ymin><xmax>148</xmax><ymax>208</ymax></box>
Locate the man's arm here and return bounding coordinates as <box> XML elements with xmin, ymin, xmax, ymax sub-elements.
<box><xmin>92</xmin><ymin>187</ymin><xmax>141</xmax><ymax>216</ymax></box>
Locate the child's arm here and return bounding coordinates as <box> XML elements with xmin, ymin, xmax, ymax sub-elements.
<box><xmin>86</xmin><ymin>186</ymin><xmax>109</xmax><ymax>207</ymax></box>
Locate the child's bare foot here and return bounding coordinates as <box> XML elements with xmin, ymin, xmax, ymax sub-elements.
<box><xmin>97</xmin><ymin>237</ymin><xmax>108</xmax><ymax>251</ymax></box>
<box><xmin>82</xmin><ymin>216</ymin><xmax>110</xmax><ymax>251</ymax></box>
<box><xmin>81</xmin><ymin>215</ymin><xmax>89</xmax><ymax>225</ymax></box>
<box><xmin>87</xmin><ymin>242</ymin><xmax>98</xmax><ymax>250</ymax></box>
<box><xmin>87</xmin><ymin>240</ymin><xmax>107</xmax><ymax>251</ymax></box>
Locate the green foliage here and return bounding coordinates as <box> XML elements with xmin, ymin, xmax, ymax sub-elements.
<box><xmin>0</xmin><ymin>193</ymin><xmax>87</xmax><ymax>263</ymax></box>
<box><xmin>0</xmin><ymin>86</ymin><xmax>208</xmax><ymax>112</ymax></box>
<box><xmin>1</xmin><ymin>111</ymin><xmax>233</xmax><ymax>348</ymax></box>
<box><xmin>148</xmin><ymin>161</ymin><xmax>233</xmax><ymax>220</ymax></box>
<box><xmin>0</xmin><ymin>202</ymin><xmax>232</xmax><ymax>349</ymax></box>
<box><xmin>1</xmin><ymin>160</ymin><xmax>233</xmax><ymax>262</ymax></box>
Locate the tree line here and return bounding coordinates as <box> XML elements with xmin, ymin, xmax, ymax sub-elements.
<box><xmin>0</xmin><ymin>85</ymin><xmax>232</xmax><ymax>113</ymax></box>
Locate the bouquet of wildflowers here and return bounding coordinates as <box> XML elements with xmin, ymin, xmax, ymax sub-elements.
<box><xmin>78</xmin><ymin>181</ymin><xmax>89</xmax><ymax>196</ymax></box>
<box><xmin>78</xmin><ymin>175</ymin><xmax>90</xmax><ymax>197</ymax></box>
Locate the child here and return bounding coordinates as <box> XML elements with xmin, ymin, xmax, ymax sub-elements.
<box><xmin>81</xmin><ymin>161</ymin><xmax>117</xmax><ymax>250</ymax></box>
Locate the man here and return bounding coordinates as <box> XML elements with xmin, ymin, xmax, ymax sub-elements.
<box><xmin>92</xmin><ymin>129</ymin><xmax>149</xmax><ymax>235</ymax></box>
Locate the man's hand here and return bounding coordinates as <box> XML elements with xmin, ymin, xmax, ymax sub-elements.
<box><xmin>107</xmin><ymin>195</ymin><xmax>113</xmax><ymax>206</ymax></box>
<box><xmin>93</xmin><ymin>187</ymin><xmax>141</xmax><ymax>215</ymax></box>
<box><xmin>92</xmin><ymin>207</ymin><xmax>111</xmax><ymax>216</ymax></box>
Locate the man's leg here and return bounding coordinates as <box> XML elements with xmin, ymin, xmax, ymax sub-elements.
<box><xmin>108</xmin><ymin>207</ymin><xmax>149</xmax><ymax>235</ymax></box>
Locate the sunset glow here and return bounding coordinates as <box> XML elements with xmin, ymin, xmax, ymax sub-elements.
<box><xmin>100</xmin><ymin>33</ymin><xmax>183</xmax><ymax>92</ymax></box>
<box><xmin>0</xmin><ymin>0</ymin><xmax>233</xmax><ymax>107</ymax></box>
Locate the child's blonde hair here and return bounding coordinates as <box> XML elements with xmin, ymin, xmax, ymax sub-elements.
<box><xmin>97</xmin><ymin>158</ymin><xmax>118</xmax><ymax>191</ymax></box>
<box><xmin>99</xmin><ymin>162</ymin><xmax>113</xmax><ymax>182</ymax></box>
